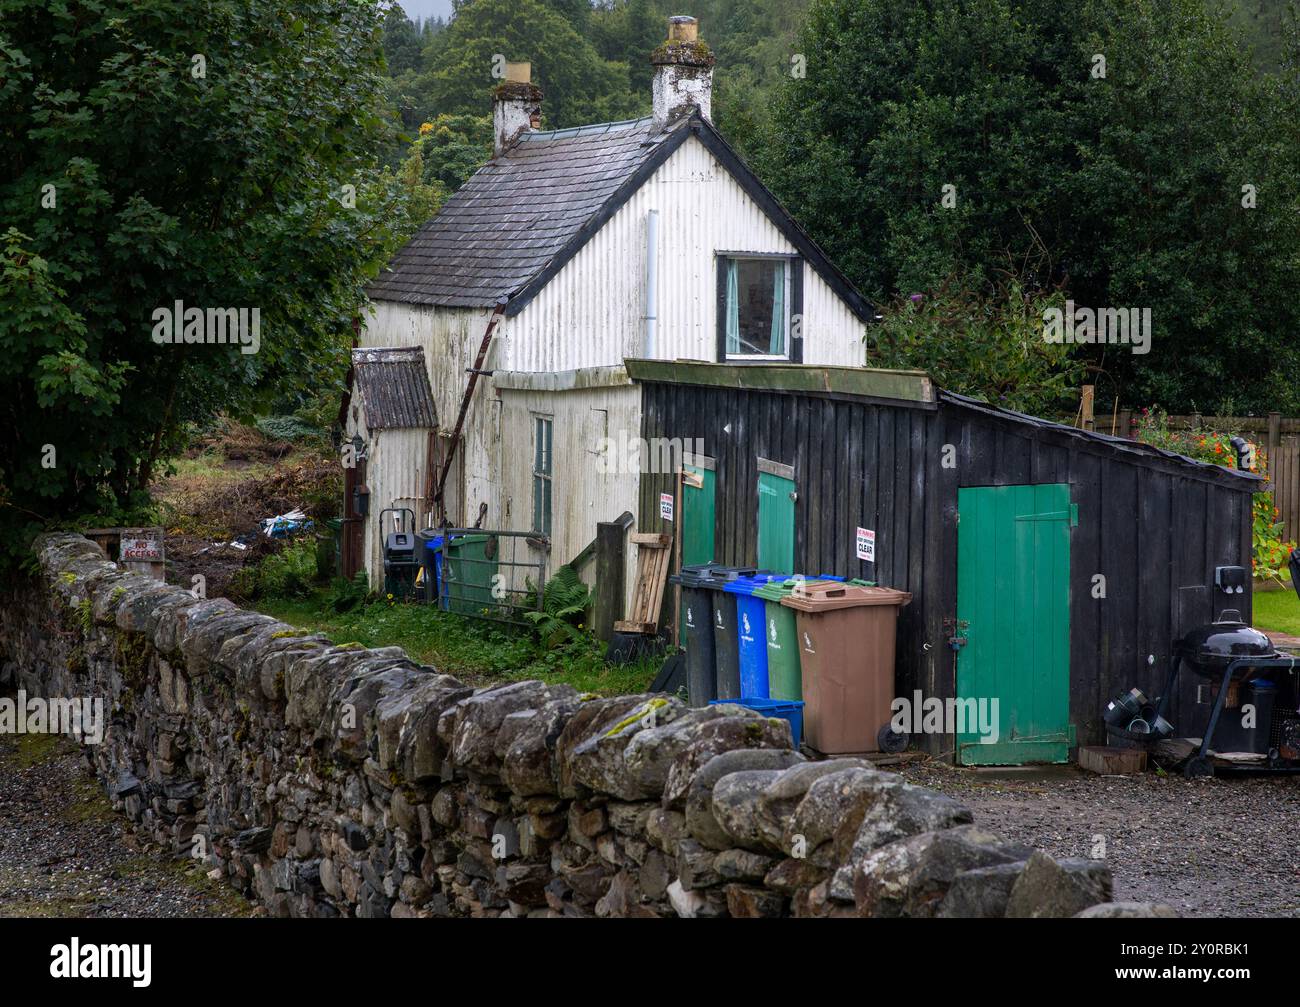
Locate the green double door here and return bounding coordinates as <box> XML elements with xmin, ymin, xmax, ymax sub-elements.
<box><xmin>956</xmin><ymin>484</ymin><xmax>1075</xmax><ymax>765</ymax></box>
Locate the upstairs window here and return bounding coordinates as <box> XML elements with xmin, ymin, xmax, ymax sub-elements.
<box><xmin>718</xmin><ymin>255</ymin><xmax>797</xmax><ymax>361</ymax></box>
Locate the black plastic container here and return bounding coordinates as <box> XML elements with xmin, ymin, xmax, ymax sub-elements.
<box><xmin>669</xmin><ymin>564</ymin><xmax>729</xmax><ymax>707</ymax></box>
<box><xmin>702</xmin><ymin>566</ymin><xmax>760</xmax><ymax>701</ymax></box>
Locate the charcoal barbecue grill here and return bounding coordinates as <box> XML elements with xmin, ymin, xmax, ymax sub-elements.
<box><xmin>1153</xmin><ymin>550</ymin><xmax>1300</xmax><ymax>778</ymax></box>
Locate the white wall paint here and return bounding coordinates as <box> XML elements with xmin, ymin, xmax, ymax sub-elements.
<box><xmin>503</xmin><ymin>134</ymin><xmax>867</xmax><ymax>372</ymax></box>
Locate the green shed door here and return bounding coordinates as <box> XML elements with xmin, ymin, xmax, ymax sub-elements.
<box><xmin>679</xmin><ymin>460</ymin><xmax>716</xmax><ymax>645</ymax></box>
<box><xmin>757</xmin><ymin>461</ymin><xmax>796</xmax><ymax>573</ymax></box>
<box><xmin>956</xmin><ymin>484</ymin><xmax>1075</xmax><ymax>765</ymax></box>
<box><xmin>681</xmin><ymin>461</ymin><xmax>716</xmax><ymax>567</ymax></box>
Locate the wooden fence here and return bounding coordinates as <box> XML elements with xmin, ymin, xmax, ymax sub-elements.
<box><xmin>1093</xmin><ymin>409</ymin><xmax>1300</xmax><ymax>541</ymax></box>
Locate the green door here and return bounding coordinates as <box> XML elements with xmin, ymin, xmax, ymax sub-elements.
<box><xmin>679</xmin><ymin>460</ymin><xmax>716</xmax><ymax>645</ymax></box>
<box><xmin>757</xmin><ymin>461</ymin><xmax>796</xmax><ymax>572</ymax></box>
<box><xmin>681</xmin><ymin>461</ymin><xmax>715</xmax><ymax>567</ymax></box>
<box><xmin>956</xmin><ymin>484</ymin><xmax>1075</xmax><ymax>765</ymax></box>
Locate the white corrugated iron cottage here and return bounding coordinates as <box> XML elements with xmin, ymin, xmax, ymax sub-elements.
<box><xmin>347</xmin><ymin>16</ymin><xmax>872</xmax><ymax>604</ymax></box>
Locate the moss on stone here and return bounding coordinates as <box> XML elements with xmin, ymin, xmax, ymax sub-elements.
<box><xmin>649</xmin><ymin>39</ymin><xmax>714</xmax><ymax>66</ymax></box>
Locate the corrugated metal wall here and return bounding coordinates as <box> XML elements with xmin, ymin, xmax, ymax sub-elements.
<box><xmin>344</xmin><ymin>393</ymin><xmax>430</xmax><ymax>589</ymax></box>
<box><xmin>495</xmin><ymin>382</ymin><xmax>641</xmax><ymax>614</ymax></box>
<box><xmin>637</xmin><ymin>380</ymin><xmax>1257</xmax><ymax>756</ymax></box>
<box><xmin>505</xmin><ymin>136</ymin><xmax>867</xmax><ymax>372</ymax></box>
<box><xmin>363</xmin><ymin>301</ymin><xmax>500</xmax><ymax>529</ymax></box>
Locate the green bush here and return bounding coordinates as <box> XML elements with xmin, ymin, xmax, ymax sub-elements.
<box><xmin>250</xmin><ymin>539</ymin><xmax>321</xmax><ymax>600</ymax></box>
<box><xmin>254</xmin><ymin>415</ymin><xmax>326</xmax><ymax>443</ymax></box>
<box><xmin>328</xmin><ymin>571</ymin><xmax>370</xmax><ymax>613</ymax></box>
<box><xmin>868</xmin><ymin>278</ymin><xmax>1086</xmax><ymax>416</ymax></box>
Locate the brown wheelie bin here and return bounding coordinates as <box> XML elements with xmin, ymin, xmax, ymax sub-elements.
<box><xmin>780</xmin><ymin>582</ymin><xmax>911</xmax><ymax>754</ymax></box>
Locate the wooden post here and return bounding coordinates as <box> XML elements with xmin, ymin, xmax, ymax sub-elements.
<box><xmin>1080</xmin><ymin>385</ymin><xmax>1095</xmax><ymax>432</ymax></box>
<box><xmin>593</xmin><ymin>520</ymin><xmax>626</xmax><ymax>642</ymax></box>
<box><xmin>1117</xmin><ymin>408</ymin><xmax>1132</xmax><ymax>439</ymax></box>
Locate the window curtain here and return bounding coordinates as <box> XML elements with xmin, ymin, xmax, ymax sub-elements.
<box><xmin>769</xmin><ymin>260</ymin><xmax>786</xmax><ymax>354</ymax></box>
<box><xmin>725</xmin><ymin>259</ymin><xmax>740</xmax><ymax>354</ymax></box>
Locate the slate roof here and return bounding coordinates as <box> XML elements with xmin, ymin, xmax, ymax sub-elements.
<box><xmin>367</xmin><ymin>112</ymin><xmax>874</xmax><ymax>321</ymax></box>
<box><xmin>351</xmin><ymin>347</ymin><xmax>438</xmax><ymax>430</ymax></box>
<box><xmin>367</xmin><ymin>116</ymin><xmax>668</xmax><ymax>309</ymax></box>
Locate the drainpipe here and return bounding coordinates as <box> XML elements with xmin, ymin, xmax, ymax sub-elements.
<box><xmin>644</xmin><ymin>209</ymin><xmax>659</xmax><ymax>357</ymax></box>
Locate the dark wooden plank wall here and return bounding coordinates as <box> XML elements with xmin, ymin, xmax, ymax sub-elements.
<box><xmin>637</xmin><ymin>383</ymin><xmax>1255</xmax><ymax>757</ymax></box>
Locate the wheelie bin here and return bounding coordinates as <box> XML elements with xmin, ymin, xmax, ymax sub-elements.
<box><xmin>725</xmin><ymin>573</ymin><xmax>786</xmax><ymax>698</ymax></box>
<box><xmin>701</xmin><ymin>565</ymin><xmax>759</xmax><ymax>700</ymax></box>
<box><xmin>415</xmin><ymin>529</ymin><xmax>446</xmax><ymax>607</ymax></box>
<box><xmin>442</xmin><ymin>533</ymin><xmax>497</xmax><ymax>615</ymax></box>
<box><xmin>780</xmin><ymin>581</ymin><xmax>910</xmax><ymax>754</ymax></box>
<box><xmin>669</xmin><ymin>563</ymin><xmax>728</xmax><ymax>706</ymax></box>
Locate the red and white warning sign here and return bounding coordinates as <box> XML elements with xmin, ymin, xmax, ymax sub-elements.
<box><xmin>855</xmin><ymin>526</ymin><xmax>875</xmax><ymax>562</ymax></box>
<box><xmin>660</xmin><ymin>493</ymin><xmax>674</xmax><ymax>521</ymax></box>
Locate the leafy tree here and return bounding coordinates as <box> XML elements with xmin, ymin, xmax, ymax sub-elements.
<box><xmin>757</xmin><ymin>0</ymin><xmax>1300</xmax><ymax>414</ymax></box>
<box><xmin>0</xmin><ymin>0</ymin><xmax>422</xmax><ymax>560</ymax></box>
<box><xmin>411</xmin><ymin>0</ymin><xmax>642</xmax><ymax>127</ymax></box>
<box><xmin>416</xmin><ymin>113</ymin><xmax>494</xmax><ymax>192</ymax></box>
<box><xmin>870</xmin><ymin>278</ymin><xmax>1086</xmax><ymax>416</ymax></box>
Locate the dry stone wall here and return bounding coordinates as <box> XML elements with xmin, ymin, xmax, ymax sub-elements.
<box><xmin>0</xmin><ymin>533</ymin><xmax>1126</xmax><ymax>918</ymax></box>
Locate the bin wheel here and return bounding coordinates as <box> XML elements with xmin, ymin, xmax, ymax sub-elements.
<box><xmin>877</xmin><ymin>724</ymin><xmax>909</xmax><ymax>754</ymax></box>
<box><xmin>1183</xmin><ymin>755</ymin><xmax>1214</xmax><ymax>779</ymax></box>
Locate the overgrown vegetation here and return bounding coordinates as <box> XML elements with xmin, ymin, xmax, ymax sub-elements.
<box><xmin>757</xmin><ymin>0</ymin><xmax>1300</xmax><ymax>415</ymax></box>
<box><xmin>0</xmin><ymin>0</ymin><xmax>428</xmax><ymax>567</ymax></box>
<box><xmin>868</xmin><ymin>278</ymin><xmax>1087</xmax><ymax>415</ymax></box>
<box><xmin>1134</xmin><ymin>407</ymin><xmax>1297</xmax><ymax>582</ymax></box>
<box><xmin>254</xmin><ymin>590</ymin><xmax>660</xmax><ymax>695</ymax></box>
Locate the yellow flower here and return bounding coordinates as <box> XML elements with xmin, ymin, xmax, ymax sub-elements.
<box><xmin>418</xmin><ymin>122</ymin><xmax>434</xmax><ymax>136</ymax></box>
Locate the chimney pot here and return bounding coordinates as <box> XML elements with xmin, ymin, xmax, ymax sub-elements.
<box><xmin>504</xmin><ymin>61</ymin><xmax>531</xmax><ymax>84</ymax></box>
<box><xmin>667</xmin><ymin>15</ymin><xmax>698</xmax><ymax>42</ymax></box>
<box><xmin>650</xmin><ymin>16</ymin><xmax>714</xmax><ymax>131</ymax></box>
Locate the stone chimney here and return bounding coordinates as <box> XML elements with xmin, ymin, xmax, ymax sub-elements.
<box><xmin>493</xmin><ymin>61</ymin><xmax>542</xmax><ymax>157</ymax></box>
<box><xmin>650</xmin><ymin>15</ymin><xmax>714</xmax><ymax>131</ymax></box>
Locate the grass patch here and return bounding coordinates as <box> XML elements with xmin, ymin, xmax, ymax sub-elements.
<box><xmin>1254</xmin><ymin>588</ymin><xmax>1300</xmax><ymax>636</ymax></box>
<box><xmin>254</xmin><ymin>592</ymin><xmax>662</xmax><ymax>695</ymax></box>
<box><xmin>10</xmin><ymin>732</ymin><xmax>63</xmax><ymax>769</ymax></box>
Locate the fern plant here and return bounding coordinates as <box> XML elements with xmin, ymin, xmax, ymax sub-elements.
<box><xmin>523</xmin><ymin>564</ymin><xmax>592</xmax><ymax>649</ymax></box>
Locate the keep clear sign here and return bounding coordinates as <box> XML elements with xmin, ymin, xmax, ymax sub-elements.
<box><xmin>855</xmin><ymin>526</ymin><xmax>875</xmax><ymax>562</ymax></box>
<box><xmin>660</xmin><ymin>492</ymin><xmax>674</xmax><ymax>521</ymax></box>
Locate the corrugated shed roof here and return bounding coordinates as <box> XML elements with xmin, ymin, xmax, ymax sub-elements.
<box><xmin>366</xmin><ymin>116</ymin><xmax>669</xmax><ymax>308</ymax></box>
<box><xmin>351</xmin><ymin>347</ymin><xmax>437</xmax><ymax>430</ymax></box>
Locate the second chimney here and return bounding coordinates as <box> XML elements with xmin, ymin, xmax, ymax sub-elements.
<box><xmin>650</xmin><ymin>16</ymin><xmax>714</xmax><ymax>132</ymax></box>
<box><xmin>493</xmin><ymin>61</ymin><xmax>542</xmax><ymax>157</ymax></box>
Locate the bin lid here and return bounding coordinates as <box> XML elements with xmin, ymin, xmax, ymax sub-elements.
<box><xmin>723</xmin><ymin>573</ymin><xmax>784</xmax><ymax>596</ymax></box>
<box><xmin>752</xmin><ymin>576</ymin><xmax>838</xmax><ymax>602</ymax></box>
<box><xmin>670</xmin><ymin>562</ymin><xmax>732</xmax><ymax>588</ymax></box>
<box><xmin>445</xmin><ymin>533</ymin><xmax>490</xmax><ymax>549</ymax></box>
<box><xmin>779</xmin><ymin>582</ymin><xmax>911</xmax><ymax>612</ymax></box>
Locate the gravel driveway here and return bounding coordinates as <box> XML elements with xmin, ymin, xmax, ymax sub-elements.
<box><xmin>0</xmin><ymin>726</ymin><xmax>252</xmax><ymax>918</ymax></box>
<box><xmin>903</xmin><ymin>760</ymin><xmax>1300</xmax><ymax>917</ymax></box>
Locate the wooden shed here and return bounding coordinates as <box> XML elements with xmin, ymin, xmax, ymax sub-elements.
<box><xmin>627</xmin><ymin>359</ymin><xmax>1263</xmax><ymax>764</ymax></box>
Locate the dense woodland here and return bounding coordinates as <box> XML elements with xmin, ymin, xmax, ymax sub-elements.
<box><xmin>1</xmin><ymin>0</ymin><xmax>1298</xmax><ymax>554</ymax></box>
